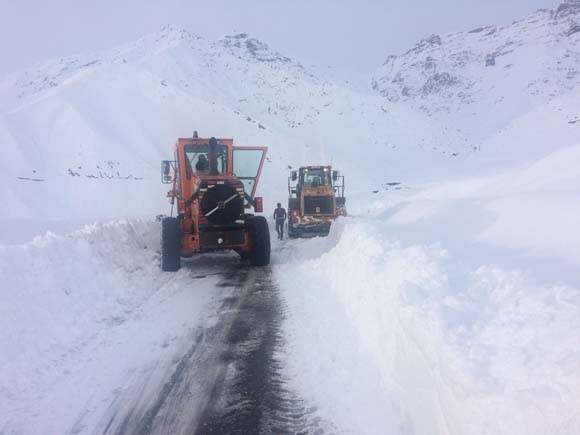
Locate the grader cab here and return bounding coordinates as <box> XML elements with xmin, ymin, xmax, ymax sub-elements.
<box><xmin>287</xmin><ymin>166</ymin><xmax>346</xmax><ymax>238</ymax></box>
<box><xmin>160</xmin><ymin>132</ymin><xmax>270</xmax><ymax>271</ymax></box>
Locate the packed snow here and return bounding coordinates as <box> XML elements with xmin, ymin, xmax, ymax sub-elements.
<box><xmin>1</xmin><ymin>1</ymin><xmax>579</xmax><ymax>434</ymax></box>
<box><xmin>0</xmin><ymin>221</ymin><xmax>235</xmax><ymax>434</ymax></box>
<box><xmin>277</xmin><ymin>217</ymin><xmax>580</xmax><ymax>435</ymax></box>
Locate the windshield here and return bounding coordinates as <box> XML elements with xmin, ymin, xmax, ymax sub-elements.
<box><xmin>301</xmin><ymin>168</ymin><xmax>331</xmax><ymax>187</ymax></box>
<box><xmin>185</xmin><ymin>144</ymin><xmax>228</xmax><ymax>176</ymax></box>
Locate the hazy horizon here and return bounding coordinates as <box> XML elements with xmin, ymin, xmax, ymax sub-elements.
<box><xmin>0</xmin><ymin>0</ymin><xmax>556</xmax><ymax>77</ymax></box>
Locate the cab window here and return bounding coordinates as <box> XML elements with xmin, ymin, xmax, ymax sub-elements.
<box><xmin>184</xmin><ymin>144</ymin><xmax>228</xmax><ymax>176</ymax></box>
<box><xmin>301</xmin><ymin>168</ymin><xmax>331</xmax><ymax>187</ymax></box>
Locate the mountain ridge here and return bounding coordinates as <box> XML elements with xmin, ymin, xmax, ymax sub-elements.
<box><xmin>0</xmin><ymin>3</ymin><xmax>578</xmax><ymax>221</ymax></box>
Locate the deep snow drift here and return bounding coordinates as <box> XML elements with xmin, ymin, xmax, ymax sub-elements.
<box><xmin>0</xmin><ymin>220</ymin><xmax>229</xmax><ymax>434</ymax></box>
<box><xmin>277</xmin><ymin>218</ymin><xmax>580</xmax><ymax>435</ymax></box>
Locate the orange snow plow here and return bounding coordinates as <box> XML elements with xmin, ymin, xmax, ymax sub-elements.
<box><xmin>160</xmin><ymin>131</ymin><xmax>270</xmax><ymax>271</ymax></box>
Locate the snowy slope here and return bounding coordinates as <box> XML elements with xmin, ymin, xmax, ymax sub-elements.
<box><xmin>2</xmin><ymin>4</ymin><xmax>578</xmax><ymax>228</ymax></box>
<box><xmin>0</xmin><ymin>26</ymin><xmax>474</xmax><ymax>229</ymax></box>
<box><xmin>372</xmin><ymin>0</ymin><xmax>580</xmax><ymax>147</ymax></box>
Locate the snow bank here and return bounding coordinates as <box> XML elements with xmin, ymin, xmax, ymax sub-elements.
<box><xmin>0</xmin><ymin>219</ymin><xmax>222</xmax><ymax>435</ymax></box>
<box><xmin>0</xmin><ymin>220</ymin><xmax>160</xmax><ymax>398</ymax></box>
<box><xmin>0</xmin><ymin>219</ymin><xmax>232</xmax><ymax>434</ymax></box>
<box><xmin>277</xmin><ymin>219</ymin><xmax>580</xmax><ymax>435</ymax></box>
<box><xmin>375</xmin><ymin>143</ymin><xmax>580</xmax><ymax>275</ymax></box>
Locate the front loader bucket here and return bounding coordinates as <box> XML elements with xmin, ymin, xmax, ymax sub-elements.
<box><xmin>288</xmin><ymin>222</ymin><xmax>331</xmax><ymax>238</ymax></box>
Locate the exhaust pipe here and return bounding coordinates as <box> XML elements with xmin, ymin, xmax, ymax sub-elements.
<box><xmin>208</xmin><ymin>137</ymin><xmax>219</xmax><ymax>175</ymax></box>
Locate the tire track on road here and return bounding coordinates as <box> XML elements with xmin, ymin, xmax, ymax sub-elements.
<box><xmin>99</xmin><ymin>262</ymin><xmax>323</xmax><ymax>435</ymax></box>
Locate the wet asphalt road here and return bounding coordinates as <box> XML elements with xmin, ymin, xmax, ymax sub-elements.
<box><xmin>99</xmin><ymin>262</ymin><xmax>322</xmax><ymax>435</ymax></box>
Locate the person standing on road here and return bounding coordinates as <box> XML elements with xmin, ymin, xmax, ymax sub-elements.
<box><xmin>273</xmin><ymin>203</ymin><xmax>287</xmax><ymax>240</ymax></box>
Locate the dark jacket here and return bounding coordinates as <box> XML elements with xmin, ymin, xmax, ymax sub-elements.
<box><xmin>273</xmin><ymin>207</ymin><xmax>287</xmax><ymax>221</ymax></box>
<box><xmin>196</xmin><ymin>156</ymin><xmax>209</xmax><ymax>171</ymax></box>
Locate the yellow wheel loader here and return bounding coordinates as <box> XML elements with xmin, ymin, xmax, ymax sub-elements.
<box><xmin>287</xmin><ymin>166</ymin><xmax>346</xmax><ymax>238</ymax></box>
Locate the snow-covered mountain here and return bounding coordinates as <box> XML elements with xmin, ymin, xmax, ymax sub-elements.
<box><xmin>1</xmin><ymin>2</ymin><xmax>579</xmax><ymax>228</ymax></box>
<box><xmin>0</xmin><ymin>25</ymin><xmax>463</xmax><ymax>225</ymax></box>
<box><xmin>372</xmin><ymin>0</ymin><xmax>580</xmax><ymax>145</ymax></box>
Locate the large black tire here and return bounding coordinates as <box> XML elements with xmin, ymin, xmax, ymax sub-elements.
<box><xmin>247</xmin><ymin>216</ymin><xmax>271</xmax><ymax>266</ymax></box>
<box><xmin>161</xmin><ymin>217</ymin><xmax>181</xmax><ymax>271</ymax></box>
<box><xmin>287</xmin><ymin>224</ymin><xmax>299</xmax><ymax>239</ymax></box>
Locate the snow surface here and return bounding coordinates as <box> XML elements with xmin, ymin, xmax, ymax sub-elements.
<box><xmin>1</xmin><ymin>1</ymin><xmax>580</xmax><ymax>434</ymax></box>
<box><xmin>0</xmin><ymin>220</ymin><xmax>242</xmax><ymax>434</ymax></box>
<box><xmin>277</xmin><ymin>214</ymin><xmax>580</xmax><ymax>435</ymax></box>
<box><xmin>372</xmin><ymin>0</ymin><xmax>580</xmax><ymax>146</ymax></box>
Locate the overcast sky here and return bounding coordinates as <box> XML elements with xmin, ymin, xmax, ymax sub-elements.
<box><xmin>0</xmin><ymin>0</ymin><xmax>556</xmax><ymax>77</ymax></box>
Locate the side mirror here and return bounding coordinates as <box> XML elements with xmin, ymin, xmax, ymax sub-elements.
<box><xmin>291</xmin><ymin>171</ymin><xmax>297</xmax><ymax>181</ymax></box>
<box><xmin>332</xmin><ymin>170</ymin><xmax>339</xmax><ymax>181</ymax></box>
<box><xmin>161</xmin><ymin>160</ymin><xmax>173</xmax><ymax>184</ymax></box>
<box><xmin>254</xmin><ymin>197</ymin><xmax>263</xmax><ymax>213</ymax></box>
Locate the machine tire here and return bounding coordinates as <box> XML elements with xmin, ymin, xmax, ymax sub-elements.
<box><xmin>235</xmin><ymin>250</ymin><xmax>250</xmax><ymax>261</ymax></box>
<box><xmin>247</xmin><ymin>216</ymin><xmax>271</xmax><ymax>266</ymax></box>
<box><xmin>287</xmin><ymin>222</ymin><xmax>299</xmax><ymax>239</ymax></box>
<box><xmin>161</xmin><ymin>217</ymin><xmax>181</xmax><ymax>271</ymax></box>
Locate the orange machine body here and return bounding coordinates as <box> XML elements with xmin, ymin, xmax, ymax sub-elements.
<box><xmin>166</xmin><ymin>134</ymin><xmax>267</xmax><ymax>257</ymax></box>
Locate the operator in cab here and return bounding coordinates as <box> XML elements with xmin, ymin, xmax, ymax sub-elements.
<box><xmin>273</xmin><ymin>203</ymin><xmax>287</xmax><ymax>240</ymax></box>
<box><xmin>196</xmin><ymin>154</ymin><xmax>209</xmax><ymax>171</ymax></box>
